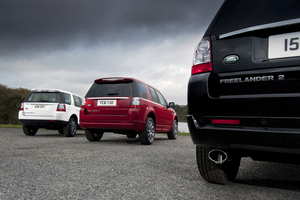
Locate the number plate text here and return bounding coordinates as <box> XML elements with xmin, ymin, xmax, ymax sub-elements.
<box><xmin>97</xmin><ymin>100</ymin><xmax>117</xmax><ymax>106</ymax></box>
<box><xmin>269</xmin><ymin>31</ymin><xmax>300</xmax><ymax>59</ymax></box>
<box><xmin>34</xmin><ymin>105</ymin><xmax>46</xmax><ymax>109</ymax></box>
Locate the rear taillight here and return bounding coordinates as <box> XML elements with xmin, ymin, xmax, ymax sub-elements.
<box><xmin>57</xmin><ymin>103</ymin><xmax>66</xmax><ymax>112</ymax></box>
<box><xmin>130</xmin><ymin>97</ymin><xmax>142</xmax><ymax>108</ymax></box>
<box><xmin>81</xmin><ymin>101</ymin><xmax>86</xmax><ymax>109</ymax></box>
<box><xmin>191</xmin><ymin>37</ymin><xmax>212</xmax><ymax>75</ymax></box>
<box><xmin>20</xmin><ymin>103</ymin><xmax>24</xmax><ymax>111</ymax></box>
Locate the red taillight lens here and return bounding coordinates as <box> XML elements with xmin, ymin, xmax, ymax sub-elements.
<box><xmin>192</xmin><ymin>37</ymin><xmax>211</xmax><ymax>75</ymax></box>
<box><xmin>81</xmin><ymin>101</ymin><xmax>86</xmax><ymax>109</ymax></box>
<box><xmin>191</xmin><ymin>63</ymin><xmax>212</xmax><ymax>75</ymax></box>
<box><xmin>57</xmin><ymin>103</ymin><xmax>66</xmax><ymax>112</ymax></box>
<box><xmin>130</xmin><ymin>97</ymin><xmax>142</xmax><ymax>108</ymax></box>
<box><xmin>211</xmin><ymin>119</ymin><xmax>240</xmax><ymax>125</ymax></box>
<box><xmin>20</xmin><ymin>103</ymin><xmax>24</xmax><ymax>111</ymax></box>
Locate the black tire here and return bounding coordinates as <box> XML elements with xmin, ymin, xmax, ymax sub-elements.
<box><xmin>63</xmin><ymin>118</ymin><xmax>77</xmax><ymax>137</ymax></box>
<box><xmin>167</xmin><ymin>119</ymin><xmax>178</xmax><ymax>139</ymax></box>
<box><xmin>196</xmin><ymin>146</ymin><xmax>241</xmax><ymax>185</ymax></box>
<box><xmin>139</xmin><ymin>117</ymin><xmax>155</xmax><ymax>145</ymax></box>
<box><xmin>126</xmin><ymin>132</ymin><xmax>137</xmax><ymax>139</ymax></box>
<box><xmin>23</xmin><ymin>125</ymin><xmax>38</xmax><ymax>136</ymax></box>
<box><xmin>85</xmin><ymin>129</ymin><xmax>104</xmax><ymax>141</ymax></box>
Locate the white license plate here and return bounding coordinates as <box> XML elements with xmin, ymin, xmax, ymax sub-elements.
<box><xmin>34</xmin><ymin>105</ymin><xmax>46</xmax><ymax>109</ymax></box>
<box><xmin>97</xmin><ymin>100</ymin><xmax>117</xmax><ymax>106</ymax></box>
<box><xmin>269</xmin><ymin>31</ymin><xmax>300</xmax><ymax>59</ymax></box>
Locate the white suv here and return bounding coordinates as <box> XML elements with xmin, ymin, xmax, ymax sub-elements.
<box><xmin>18</xmin><ymin>89</ymin><xmax>83</xmax><ymax>137</ymax></box>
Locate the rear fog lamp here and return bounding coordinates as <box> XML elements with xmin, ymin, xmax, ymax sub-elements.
<box><xmin>211</xmin><ymin>119</ymin><xmax>240</xmax><ymax>125</ymax></box>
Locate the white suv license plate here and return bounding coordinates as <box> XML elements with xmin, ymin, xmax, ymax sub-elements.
<box><xmin>97</xmin><ymin>100</ymin><xmax>117</xmax><ymax>106</ymax></box>
<box><xmin>34</xmin><ymin>105</ymin><xmax>46</xmax><ymax>109</ymax></box>
<box><xmin>269</xmin><ymin>31</ymin><xmax>300</xmax><ymax>59</ymax></box>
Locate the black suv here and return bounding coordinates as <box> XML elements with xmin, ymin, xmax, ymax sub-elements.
<box><xmin>187</xmin><ymin>0</ymin><xmax>300</xmax><ymax>184</ymax></box>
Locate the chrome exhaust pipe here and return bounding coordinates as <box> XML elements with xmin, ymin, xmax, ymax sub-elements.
<box><xmin>208</xmin><ymin>149</ymin><xmax>228</xmax><ymax>164</ymax></box>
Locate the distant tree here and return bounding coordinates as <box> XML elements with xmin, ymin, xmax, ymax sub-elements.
<box><xmin>173</xmin><ymin>104</ymin><xmax>187</xmax><ymax>122</ymax></box>
<box><xmin>0</xmin><ymin>84</ymin><xmax>9</xmax><ymax>124</ymax></box>
<box><xmin>0</xmin><ymin>84</ymin><xmax>30</xmax><ymax>124</ymax></box>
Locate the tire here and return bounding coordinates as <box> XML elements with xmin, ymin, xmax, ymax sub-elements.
<box><xmin>126</xmin><ymin>132</ymin><xmax>137</xmax><ymax>139</ymax></box>
<box><xmin>85</xmin><ymin>129</ymin><xmax>104</xmax><ymax>141</ymax></box>
<box><xmin>196</xmin><ymin>146</ymin><xmax>241</xmax><ymax>185</ymax></box>
<box><xmin>167</xmin><ymin>119</ymin><xmax>178</xmax><ymax>139</ymax></box>
<box><xmin>139</xmin><ymin>117</ymin><xmax>155</xmax><ymax>145</ymax></box>
<box><xmin>23</xmin><ymin>125</ymin><xmax>38</xmax><ymax>136</ymax></box>
<box><xmin>63</xmin><ymin>118</ymin><xmax>77</xmax><ymax>137</ymax></box>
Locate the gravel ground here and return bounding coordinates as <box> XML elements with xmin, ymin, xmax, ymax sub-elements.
<box><xmin>1</xmin><ymin>128</ymin><xmax>300</xmax><ymax>200</ymax></box>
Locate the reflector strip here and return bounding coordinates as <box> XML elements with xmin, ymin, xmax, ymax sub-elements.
<box><xmin>211</xmin><ymin>119</ymin><xmax>240</xmax><ymax>125</ymax></box>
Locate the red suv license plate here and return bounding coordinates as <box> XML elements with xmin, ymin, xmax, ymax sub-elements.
<box><xmin>97</xmin><ymin>100</ymin><xmax>117</xmax><ymax>106</ymax></box>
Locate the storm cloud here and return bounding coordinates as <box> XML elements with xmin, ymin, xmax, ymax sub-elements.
<box><xmin>0</xmin><ymin>0</ymin><xmax>224</xmax><ymax>104</ymax></box>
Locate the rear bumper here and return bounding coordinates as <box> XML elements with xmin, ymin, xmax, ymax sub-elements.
<box><xmin>187</xmin><ymin>115</ymin><xmax>300</xmax><ymax>155</ymax></box>
<box><xmin>79</xmin><ymin>107</ymin><xmax>147</xmax><ymax>132</ymax></box>
<box><xmin>79</xmin><ymin>120</ymin><xmax>145</xmax><ymax>132</ymax></box>
<box><xmin>187</xmin><ymin>73</ymin><xmax>300</xmax><ymax>157</ymax></box>
<box><xmin>19</xmin><ymin>119</ymin><xmax>68</xmax><ymax>130</ymax></box>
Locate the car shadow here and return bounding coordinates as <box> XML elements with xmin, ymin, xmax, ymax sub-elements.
<box><xmin>99</xmin><ymin>137</ymin><xmax>169</xmax><ymax>145</ymax></box>
<box><xmin>30</xmin><ymin>131</ymin><xmax>170</xmax><ymax>144</ymax></box>
<box><xmin>99</xmin><ymin>139</ymin><xmax>141</xmax><ymax>145</ymax></box>
<box><xmin>29</xmin><ymin>131</ymin><xmax>86</xmax><ymax>138</ymax></box>
<box><xmin>93</xmin><ymin>133</ymin><xmax>170</xmax><ymax>145</ymax></box>
<box><xmin>235</xmin><ymin>160</ymin><xmax>300</xmax><ymax>191</ymax></box>
<box><xmin>236</xmin><ymin>179</ymin><xmax>300</xmax><ymax>191</ymax></box>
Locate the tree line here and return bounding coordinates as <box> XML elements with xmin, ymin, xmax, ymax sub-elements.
<box><xmin>173</xmin><ymin>104</ymin><xmax>187</xmax><ymax>122</ymax></box>
<box><xmin>0</xmin><ymin>84</ymin><xmax>31</xmax><ymax>124</ymax></box>
<box><xmin>0</xmin><ymin>83</ymin><xmax>187</xmax><ymax>124</ymax></box>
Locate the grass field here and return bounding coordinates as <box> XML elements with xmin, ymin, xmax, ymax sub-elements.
<box><xmin>0</xmin><ymin>124</ymin><xmax>22</xmax><ymax>128</ymax></box>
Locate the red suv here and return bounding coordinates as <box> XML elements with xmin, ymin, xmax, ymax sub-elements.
<box><xmin>80</xmin><ymin>77</ymin><xmax>178</xmax><ymax>145</ymax></box>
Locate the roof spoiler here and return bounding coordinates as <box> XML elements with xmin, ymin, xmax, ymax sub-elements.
<box><xmin>94</xmin><ymin>78</ymin><xmax>133</xmax><ymax>83</ymax></box>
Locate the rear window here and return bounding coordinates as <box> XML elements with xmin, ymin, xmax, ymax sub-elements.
<box><xmin>85</xmin><ymin>82</ymin><xmax>133</xmax><ymax>97</ymax></box>
<box><xmin>212</xmin><ymin>0</ymin><xmax>300</xmax><ymax>35</ymax></box>
<box><xmin>25</xmin><ymin>92</ymin><xmax>59</xmax><ymax>103</ymax></box>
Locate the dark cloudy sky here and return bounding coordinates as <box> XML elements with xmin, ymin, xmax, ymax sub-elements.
<box><xmin>0</xmin><ymin>0</ymin><xmax>224</xmax><ymax>105</ymax></box>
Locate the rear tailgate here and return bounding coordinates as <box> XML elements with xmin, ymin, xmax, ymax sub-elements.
<box><xmin>209</xmin><ymin>35</ymin><xmax>300</xmax><ymax>97</ymax></box>
<box><xmin>84</xmin><ymin>97</ymin><xmax>131</xmax><ymax>117</ymax></box>
<box><xmin>83</xmin><ymin>78</ymin><xmax>134</xmax><ymax>120</ymax></box>
<box><xmin>205</xmin><ymin>0</ymin><xmax>300</xmax><ymax>117</ymax></box>
<box><xmin>22</xmin><ymin>103</ymin><xmax>57</xmax><ymax>117</ymax></box>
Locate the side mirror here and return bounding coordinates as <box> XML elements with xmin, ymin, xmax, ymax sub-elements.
<box><xmin>168</xmin><ymin>102</ymin><xmax>175</xmax><ymax>108</ymax></box>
